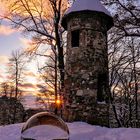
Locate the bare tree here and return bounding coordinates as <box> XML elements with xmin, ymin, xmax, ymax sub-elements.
<box><xmin>0</xmin><ymin>82</ymin><xmax>10</xmax><ymax>97</ymax></box>
<box><xmin>0</xmin><ymin>82</ymin><xmax>15</xmax><ymax>98</ymax></box>
<box><xmin>8</xmin><ymin>50</ymin><xmax>27</xmax><ymax>99</ymax></box>
<box><xmin>100</xmin><ymin>0</ymin><xmax>140</xmax><ymax>127</ymax></box>
<box><xmin>102</xmin><ymin>0</ymin><xmax>140</xmax><ymax>38</ymax></box>
<box><xmin>108</xmin><ymin>36</ymin><xmax>140</xmax><ymax>127</ymax></box>
<box><xmin>1</xmin><ymin>0</ymin><xmax>68</xmax><ymax>91</ymax></box>
<box><xmin>7</xmin><ymin>49</ymin><xmax>28</xmax><ymax>123</ymax></box>
<box><xmin>36</xmin><ymin>44</ymin><xmax>62</xmax><ymax>114</ymax></box>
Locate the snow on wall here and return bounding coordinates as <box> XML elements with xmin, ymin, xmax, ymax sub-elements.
<box><xmin>65</xmin><ymin>0</ymin><xmax>112</xmax><ymax>17</ymax></box>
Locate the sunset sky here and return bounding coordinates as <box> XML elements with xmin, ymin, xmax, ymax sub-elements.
<box><xmin>0</xmin><ymin>24</ymin><xmax>44</xmax><ymax>107</ymax></box>
<box><xmin>0</xmin><ymin>0</ymin><xmax>67</xmax><ymax>108</ymax></box>
<box><xmin>0</xmin><ymin>19</ymin><xmax>47</xmax><ymax>108</ymax></box>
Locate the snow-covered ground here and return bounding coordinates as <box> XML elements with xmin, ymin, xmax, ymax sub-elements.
<box><xmin>0</xmin><ymin>122</ymin><xmax>140</xmax><ymax>140</ymax></box>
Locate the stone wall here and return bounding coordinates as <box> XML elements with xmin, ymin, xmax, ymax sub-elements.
<box><xmin>63</xmin><ymin>12</ymin><xmax>110</xmax><ymax>126</ymax></box>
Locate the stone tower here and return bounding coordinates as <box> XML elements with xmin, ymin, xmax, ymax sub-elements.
<box><xmin>61</xmin><ymin>0</ymin><xmax>113</xmax><ymax>126</ymax></box>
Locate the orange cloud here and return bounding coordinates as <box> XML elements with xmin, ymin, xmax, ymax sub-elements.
<box><xmin>20</xmin><ymin>38</ymin><xmax>31</xmax><ymax>48</ymax></box>
<box><xmin>19</xmin><ymin>37</ymin><xmax>38</xmax><ymax>54</ymax></box>
<box><xmin>23</xmin><ymin>71</ymin><xmax>36</xmax><ymax>77</ymax></box>
<box><xmin>20</xmin><ymin>83</ymin><xmax>36</xmax><ymax>89</ymax></box>
<box><xmin>0</xmin><ymin>56</ymin><xmax>9</xmax><ymax>64</ymax></box>
<box><xmin>0</xmin><ymin>1</ymin><xmax>7</xmax><ymax>15</ymax></box>
<box><xmin>0</xmin><ymin>25</ymin><xmax>16</xmax><ymax>35</ymax></box>
<box><xmin>19</xmin><ymin>82</ymin><xmax>39</xmax><ymax>93</ymax></box>
<box><xmin>0</xmin><ymin>74</ymin><xmax>4</xmax><ymax>83</ymax></box>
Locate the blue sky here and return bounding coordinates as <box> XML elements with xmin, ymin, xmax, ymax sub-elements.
<box><xmin>0</xmin><ymin>25</ymin><xmax>24</xmax><ymax>80</ymax></box>
<box><xmin>0</xmin><ymin>24</ymin><xmax>45</xmax><ymax>108</ymax></box>
<box><xmin>0</xmin><ymin>32</ymin><xmax>23</xmax><ymax>56</ymax></box>
<box><xmin>0</xmin><ymin>18</ymin><xmax>24</xmax><ymax>55</ymax></box>
<box><xmin>0</xmin><ymin>24</ymin><xmax>27</xmax><ymax>76</ymax></box>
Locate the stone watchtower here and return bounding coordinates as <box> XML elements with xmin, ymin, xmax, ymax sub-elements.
<box><xmin>62</xmin><ymin>0</ymin><xmax>113</xmax><ymax>126</ymax></box>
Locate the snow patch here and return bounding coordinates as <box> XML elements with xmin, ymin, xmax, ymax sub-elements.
<box><xmin>65</xmin><ymin>0</ymin><xmax>112</xmax><ymax>17</ymax></box>
<box><xmin>0</xmin><ymin>122</ymin><xmax>140</xmax><ymax>140</ymax></box>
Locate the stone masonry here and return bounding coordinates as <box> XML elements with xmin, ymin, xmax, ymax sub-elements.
<box><xmin>62</xmin><ymin>11</ymin><xmax>113</xmax><ymax>126</ymax></box>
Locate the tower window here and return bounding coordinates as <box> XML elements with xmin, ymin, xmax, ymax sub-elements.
<box><xmin>97</xmin><ymin>73</ymin><xmax>107</xmax><ymax>102</ymax></box>
<box><xmin>71</xmin><ymin>30</ymin><xmax>80</xmax><ymax>47</ymax></box>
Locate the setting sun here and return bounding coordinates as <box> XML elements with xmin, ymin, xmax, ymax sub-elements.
<box><xmin>56</xmin><ymin>99</ymin><xmax>61</xmax><ymax>105</ymax></box>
